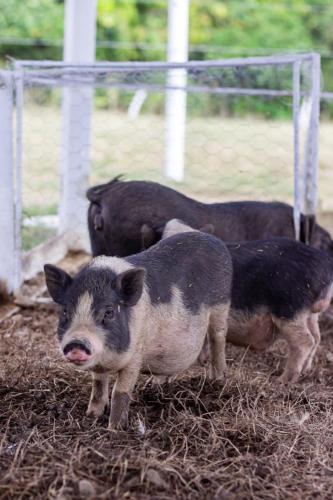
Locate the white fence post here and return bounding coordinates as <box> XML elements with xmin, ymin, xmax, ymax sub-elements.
<box><xmin>292</xmin><ymin>61</ymin><xmax>301</xmax><ymax>241</ymax></box>
<box><xmin>14</xmin><ymin>67</ymin><xmax>24</xmax><ymax>290</ymax></box>
<box><xmin>302</xmin><ymin>54</ymin><xmax>321</xmax><ymax>217</ymax></box>
<box><xmin>0</xmin><ymin>71</ymin><xmax>17</xmax><ymax>294</ymax></box>
<box><xmin>59</xmin><ymin>0</ymin><xmax>97</xmax><ymax>251</ymax></box>
<box><xmin>164</xmin><ymin>0</ymin><xmax>190</xmax><ymax>182</ymax></box>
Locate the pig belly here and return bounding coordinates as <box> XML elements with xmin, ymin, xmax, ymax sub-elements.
<box><xmin>227</xmin><ymin>311</ymin><xmax>275</xmax><ymax>352</ymax></box>
<box><xmin>143</xmin><ymin>310</ymin><xmax>209</xmax><ymax>376</ymax></box>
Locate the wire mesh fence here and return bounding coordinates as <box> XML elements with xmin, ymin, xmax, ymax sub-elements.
<box><xmin>20</xmin><ymin>85</ymin><xmax>62</xmax><ymax>250</ymax></box>
<box><xmin>0</xmin><ymin>53</ymin><xmax>323</xmax><ymax>290</ymax></box>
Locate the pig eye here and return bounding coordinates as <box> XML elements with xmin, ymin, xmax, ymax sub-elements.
<box><xmin>61</xmin><ymin>307</ymin><xmax>68</xmax><ymax>320</ymax></box>
<box><xmin>103</xmin><ymin>307</ymin><xmax>115</xmax><ymax>321</ymax></box>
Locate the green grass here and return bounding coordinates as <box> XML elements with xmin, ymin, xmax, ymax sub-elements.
<box><xmin>22</xmin><ymin>206</ymin><xmax>58</xmax><ymax>250</ymax></box>
<box><xmin>23</xmin><ymin>205</ymin><xmax>58</xmax><ymax>217</ymax></box>
<box><xmin>21</xmin><ymin>104</ymin><xmax>333</xmax><ymax>222</ymax></box>
<box><xmin>22</xmin><ymin>226</ymin><xmax>57</xmax><ymax>251</ymax></box>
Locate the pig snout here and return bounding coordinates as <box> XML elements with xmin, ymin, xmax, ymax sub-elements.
<box><xmin>63</xmin><ymin>340</ymin><xmax>92</xmax><ymax>365</ymax></box>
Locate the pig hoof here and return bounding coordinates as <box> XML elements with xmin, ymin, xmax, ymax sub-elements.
<box><xmin>151</xmin><ymin>375</ymin><xmax>168</xmax><ymax>385</ymax></box>
<box><xmin>208</xmin><ymin>367</ymin><xmax>226</xmax><ymax>383</ymax></box>
<box><xmin>86</xmin><ymin>401</ymin><xmax>108</xmax><ymax>418</ymax></box>
<box><xmin>276</xmin><ymin>375</ymin><xmax>288</xmax><ymax>385</ymax></box>
<box><xmin>303</xmin><ymin>360</ymin><xmax>313</xmax><ymax>374</ymax></box>
<box><xmin>109</xmin><ymin>413</ymin><xmax>128</xmax><ymax>431</ymax></box>
<box><xmin>109</xmin><ymin>392</ymin><xmax>130</xmax><ymax>430</ymax></box>
<box><xmin>198</xmin><ymin>351</ymin><xmax>209</xmax><ymax>366</ymax></box>
<box><xmin>277</xmin><ymin>371</ymin><xmax>299</xmax><ymax>385</ymax></box>
<box><xmin>109</xmin><ymin>421</ymin><xmax>127</xmax><ymax>431</ymax></box>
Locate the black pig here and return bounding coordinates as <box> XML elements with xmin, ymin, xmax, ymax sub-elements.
<box><xmin>87</xmin><ymin>176</ymin><xmax>333</xmax><ymax>258</ymax></box>
<box><xmin>163</xmin><ymin>219</ymin><xmax>333</xmax><ymax>383</ymax></box>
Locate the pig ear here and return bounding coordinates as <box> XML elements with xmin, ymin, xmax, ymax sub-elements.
<box><xmin>141</xmin><ymin>224</ymin><xmax>155</xmax><ymax>249</ymax></box>
<box><xmin>199</xmin><ymin>223</ymin><xmax>215</xmax><ymax>235</ymax></box>
<box><xmin>94</xmin><ymin>212</ymin><xmax>104</xmax><ymax>231</ymax></box>
<box><xmin>44</xmin><ymin>264</ymin><xmax>72</xmax><ymax>304</ymax></box>
<box><xmin>141</xmin><ymin>224</ymin><xmax>162</xmax><ymax>249</ymax></box>
<box><xmin>116</xmin><ymin>268</ymin><xmax>145</xmax><ymax>306</ymax></box>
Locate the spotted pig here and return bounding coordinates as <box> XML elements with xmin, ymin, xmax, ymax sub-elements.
<box><xmin>44</xmin><ymin>231</ymin><xmax>232</xmax><ymax>428</ymax></box>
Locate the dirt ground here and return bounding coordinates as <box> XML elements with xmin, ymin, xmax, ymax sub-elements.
<box><xmin>1</xmin><ymin>266</ymin><xmax>333</xmax><ymax>499</ymax></box>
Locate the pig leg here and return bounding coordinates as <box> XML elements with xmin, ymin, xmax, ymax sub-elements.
<box><xmin>151</xmin><ymin>375</ymin><xmax>168</xmax><ymax>385</ymax></box>
<box><xmin>87</xmin><ymin>372</ymin><xmax>110</xmax><ymax>417</ymax></box>
<box><xmin>277</xmin><ymin>315</ymin><xmax>315</xmax><ymax>384</ymax></box>
<box><xmin>208</xmin><ymin>304</ymin><xmax>230</xmax><ymax>380</ymax></box>
<box><xmin>198</xmin><ymin>338</ymin><xmax>209</xmax><ymax>365</ymax></box>
<box><xmin>303</xmin><ymin>313</ymin><xmax>321</xmax><ymax>373</ymax></box>
<box><xmin>110</xmin><ymin>358</ymin><xmax>142</xmax><ymax>429</ymax></box>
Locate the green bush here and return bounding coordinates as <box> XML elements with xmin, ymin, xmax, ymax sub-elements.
<box><xmin>1</xmin><ymin>0</ymin><xmax>333</xmax><ymax>119</ymax></box>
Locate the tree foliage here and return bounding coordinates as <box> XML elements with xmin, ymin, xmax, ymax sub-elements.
<box><xmin>1</xmin><ymin>1</ymin><xmax>333</xmax><ymax>59</ymax></box>
<box><xmin>1</xmin><ymin>1</ymin><xmax>333</xmax><ymax>115</ymax></box>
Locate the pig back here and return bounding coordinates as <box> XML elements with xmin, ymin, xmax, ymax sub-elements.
<box><xmin>87</xmin><ymin>178</ymin><xmax>333</xmax><ymax>259</ymax></box>
<box><xmin>127</xmin><ymin>231</ymin><xmax>232</xmax><ymax>313</ymax></box>
<box><xmin>210</xmin><ymin>201</ymin><xmax>333</xmax><ymax>256</ymax></box>
<box><xmin>228</xmin><ymin>238</ymin><xmax>333</xmax><ymax>319</ymax></box>
<box><xmin>87</xmin><ymin>178</ymin><xmax>207</xmax><ymax>257</ymax></box>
